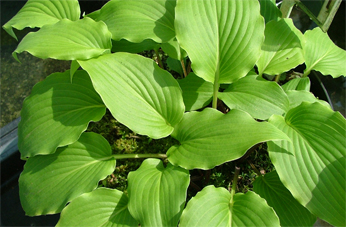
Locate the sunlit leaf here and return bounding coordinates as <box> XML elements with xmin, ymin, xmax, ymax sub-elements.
<box><xmin>167</xmin><ymin>108</ymin><xmax>289</xmax><ymax>170</ymax></box>
<box><xmin>127</xmin><ymin>159</ymin><xmax>189</xmax><ymax>227</ymax></box>
<box><xmin>218</xmin><ymin>75</ymin><xmax>289</xmax><ymax>119</ymax></box>
<box><xmin>253</xmin><ymin>171</ymin><xmax>316</xmax><ymax>227</ymax></box>
<box><xmin>286</xmin><ymin>90</ymin><xmax>330</xmax><ymax>110</ymax></box>
<box><xmin>2</xmin><ymin>0</ymin><xmax>80</xmax><ymax>40</ymax></box>
<box><xmin>95</xmin><ymin>0</ymin><xmax>176</xmax><ymax>43</ymax></box>
<box><xmin>180</xmin><ymin>185</ymin><xmax>280</xmax><ymax>227</ymax></box>
<box><xmin>282</xmin><ymin>77</ymin><xmax>311</xmax><ymax>91</ymax></box>
<box><xmin>13</xmin><ymin>17</ymin><xmax>112</xmax><ymax>61</ymax></box>
<box><xmin>175</xmin><ymin>0</ymin><xmax>264</xmax><ymax>84</ymax></box>
<box><xmin>18</xmin><ymin>70</ymin><xmax>105</xmax><ymax>158</ymax></box>
<box><xmin>303</xmin><ymin>27</ymin><xmax>346</xmax><ymax>78</ymax></box>
<box><xmin>257</xmin><ymin>18</ymin><xmax>304</xmax><ymax>76</ymax></box>
<box><xmin>57</xmin><ymin>188</ymin><xmax>138</xmax><ymax>227</ymax></box>
<box><xmin>78</xmin><ymin>53</ymin><xmax>185</xmax><ymax>139</ymax></box>
<box><xmin>19</xmin><ymin>132</ymin><xmax>116</xmax><ymax>216</ymax></box>
<box><xmin>268</xmin><ymin>102</ymin><xmax>346</xmax><ymax>226</ymax></box>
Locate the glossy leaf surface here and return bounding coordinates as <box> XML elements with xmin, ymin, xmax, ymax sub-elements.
<box><xmin>19</xmin><ymin>132</ymin><xmax>116</xmax><ymax>216</ymax></box>
<box><xmin>303</xmin><ymin>27</ymin><xmax>346</xmax><ymax>78</ymax></box>
<box><xmin>57</xmin><ymin>188</ymin><xmax>138</xmax><ymax>227</ymax></box>
<box><xmin>218</xmin><ymin>75</ymin><xmax>289</xmax><ymax>119</ymax></box>
<box><xmin>18</xmin><ymin>70</ymin><xmax>105</xmax><ymax>158</ymax></box>
<box><xmin>253</xmin><ymin>171</ymin><xmax>316</xmax><ymax>227</ymax></box>
<box><xmin>175</xmin><ymin>0</ymin><xmax>264</xmax><ymax>84</ymax></box>
<box><xmin>268</xmin><ymin>102</ymin><xmax>346</xmax><ymax>226</ymax></box>
<box><xmin>2</xmin><ymin>0</ymin><xmax>80</xmax><ymax>40</ymax></box>
<box><xmin>95</xmin><ymin>0</ymin><xmax>176</xmax><ymax>43</ymax></box>
<box><xmin>79</xmin><ymin>53</ymin><xmax>184</xmax><ymax>139</ymax></box>
<box><xmin>13</xmin><ymin>17</ymin><xmax>112</xmax><ymax>61</ymax></box>
<box><xmin>257</xmin><ymin>18</ymin><xmax>304</xmax><ymax>76</ymax></box>
<box><xmin>167</xmin><ymin>108</ymin><xmax>289</xmax><ymax>170</ymax></box>
<box><xmin>127</xmin><ymin>159</ymin><xmax>189</xmax><ymax>227</ymax></box>
<box><xmin>180</xmin><ymin>186</ymin><xmax>280</xmax><ymax>227</ymax></box>
<box><xmin>178</xmin><ymin>72</ymin><xmax>213</xmax><ymax>111</ymax></box>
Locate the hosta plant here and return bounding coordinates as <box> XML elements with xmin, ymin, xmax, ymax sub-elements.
<box><xmin>3</xmin><ymin>0</ymin><xmax>346</xmax><ymax>226</ymax></box>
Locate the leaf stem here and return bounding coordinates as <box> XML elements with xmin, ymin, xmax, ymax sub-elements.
<box><xmin>181</xmin><ymin>59</ymin><xmax>188</xmax><ymax>78</ymax></box>
<box><xmin>294</xmin><ymin>0</ymin><xmax>323</xmax><ymax>28</ymax></box>
<box><xmin>111</xmin><ymin>153</ymin><xmax>167</xmax><ymax>160</ymax></box>
<box><xmin>230</xmin><ymin>166</ymin><xmax>241</xmax><ymax>196</ymax></box>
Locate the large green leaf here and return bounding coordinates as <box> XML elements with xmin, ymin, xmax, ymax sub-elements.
<box><xmin>253</xmin><ymin>171</ymin><xmax>316</xmax><ymax>227</ymax></box>
<box><xmin>268</xmin><ymin>102</ymin><xmax>346</xmax><ymax>226</ymax></box>
<box><xmin>78</xmin><ymin>53</ymin><xmax>184</xmax><ymax>139</ymax></box>
<box><xmin>259</xmin><ymin>0</ymin><xmax>282</xmax><ymax>23</ymax></box>
<box><xmin>167</xmin><ymin>108</ymin><xmax>289</xmax><ymax>170</ymax></box>
<box><xmin>218</xmin><ymin>75</ymin><xmax>289</xmax><ymax>120</ymax></box>
<box><xmin>13</xmin><ymin>17</ymin><xmax>112</xmax><ymax>61</ymax></box>
<box><xmin>175</xmin><ymin>0</ymin><xmax>264</xmax><ymax>84</ymax></box>
<box><xmin>127</xmin><ymin>159</ymin><xmax>189</xmax><ymax>227</ymax></box>
<box><xmin>178</xmin><ymin>72</ymin><xmax>213</xmax><ymax>111</ymax></box>
<box><xmin>57</xmin><ymin>188</ymin><xmax>138</xmax><ymax>227</ymax></box>
<box><xmin>95</xmin><ymin>0</ymin><xmax>176</xmax><ymax>43</ymax></box>
<box><xmin>303</xmin><ymin>27</ymin><xmax>346</xmax><ymax>78</ymax></box>
<box><xmin>2</xmin><ymin>0</ymin><xmax>80</xmax><ymax>40</ymax></box>
<box><xmin>180</xmin><ymin>185</ymin><xmax>280</xmax><ymax>227</ymax></box>
<box><xmin>18</xmin><ymin>70</ymin><xmax>105</xmax><ymax>158</ymax></box>
<box><xmin>256</xmin><ymin>18</ymin><xmax>304</xmax><ymax>76</ymax></box>
<box><xmin>19</xmin><ymin>132</ymin><xmax>116</xmax><ymax>216</ymax></box>
<box><xmin>286</xmin><ymin>90</ymin><xmax>330</xmax><ymax>110</ymax></box>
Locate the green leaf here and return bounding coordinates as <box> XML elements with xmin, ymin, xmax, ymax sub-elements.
<box><xmin>175</xmin><ymin>0</ymin><xmax>264</xmax><ymax>84</ymax></box>
<box><xmin>19</xmin><ymin>132</ymin><xmax>116</xmax><ymax>216</ymax></box>
<box><xmin>286</xmin><ymin>90</ymin><xmax>330</xmax><ymax>110</ymax></box>
<box><xmin>282</xmin><ymin>77</ymin><xmax>311</xmax><ymax>91</ymax></box>
<box><xmin>257</xmin><ymin>18</ymin><xmax>304</xmax><ymax>76</ymax></box>
<box><xmin>2</xmin><ymin>0</ymin><xmax>80</xmax><ymax>40</ymax></box>
<box><xmin>127</xmin><ymin>159</ymin><xmax>189</xmax><ymax>227</ymax></box>
<box><xmin>177</xmin><ymin>72</ymin><xmax>213</xmax><ymax>111</ymax></box>
<box><xmin>167</xmin><ymin>108</ymin><xmax>289</xmax><ymax>170</ymax></box>
<box><xmin>259</xmin><ymin>0</ymin><xmax>282</xmax><ymax>23</ymax></box>
<box><xmin>180</xmin><ymin>185</ymin><xmax>280</xmax><ymax>227</ymax></box>
<box><xmin>78</xmin><ymin>53</ymin><xmax>185</xmax><ymax>139</ymax></box>
<box><xmin>303</xmin><ymin>27</ymin><xmax>346</xmax><ymax>78</ymax></box>
<box><xmin>218</xmin><ymin>75</ymin><xmax>289</xmax><ymax>120</ymax></box>
<box><xmin>112</xmin><ymin>39</ymin><xmax>159</xmax><ymax>54</ymax></box>
<box><xmin>95</xmin><ymin>0</ymin><xmax>176</xmax><ymax>43</ymax></box>
<box><xmin>268</xmin><ymin>102</ymin><xmax>346</xmax><ymax>226</ymax></box>
<box><xmin>13</xmin><ymin>17</ymin><xmax>112</xmax><ymax>61</ymax></box>
<box><xmin>161</xmin><ymin>38</ymin><xmax>186</xmax><ymax>60</ymax></box>
<box><xmin>253</xmin><ymin>171</ymin><xmax>316</xmax><ymax>227</ymax></box>
<box><xmin>166</xmin><ymin>57</ymin><xmax>184</xmax><ymax>77</ymax></box>
<box><xmin>18</xmin><ymin>70</ymin><xmax>105</xmax><ymax>158</ymax></box>
<box><xmin>57</xmin><ymin>188</ymin><xmax>138</xmax><ymax>227</ymax></box>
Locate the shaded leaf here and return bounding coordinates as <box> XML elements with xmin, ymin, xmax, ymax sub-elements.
<box><xmin>13</xmin><ymin>17</ymin><xmax>112</xmax><ymax>61</ymax></box>
<box><xmin>218</xmin><ymin>75</ymin><xmax>289</xmax><ymax>119</ymax></box>
<box><xmin>57</xmin><ymin>188</ymin><xmax>138</xmax><ymax>227</ymax></box>
<box><xmin>18</xmin><ymin>70</ymin><xmax>105</xmax><ymax>158</ymax></box>
<box><xmin>175</xmin><ymin>0</ymin><xmax>264</xmax><ymax>84</ymax></box>
<box><xmin>19</xmin><ymin>132</ymin><xmax>116</xmax><ymax>216</ymax></box>
<box><xmin>2</xmin><ymin>0</ymin><xmax>80</xmax><ymax>40</ymax></box>
<box><xmin>127</xmin><ymin>159</ymin><xmax>189</xmax><ymax>227</ymax></box>
<box><xmin>167</xmin><ymin>108</ymin><xmax>289</xmax><ymax>170</ymax></box>
<box><xmin>167</xmin><ymin>57</ymin><xmax>184</xmax><ymax>77</ymax></box>
<box><xmin>253</xmin><ymin>170</ymin><xmax>316</xmax><ymax>227</ymax></box>
<box><xmin>268</xmin><ymin>102</ymin><xmax>346</xmax><ymax>226</ymax></box>
<box><xmin>180</xmin><ymin>185</ymin><xmax>280</xmax><ymax>227</ymax></box>
<box><xmin>177</xmin><ymin>72</ymin><xmax>213</xmax><ymax>111</ymax></box>
<box><xmin>303</xmin><ymin>27</ymin><xmax>346</xmax><ymax>78</ymax></box>
<box><xmin>259</xmin><ymin>0</ymin><xmax>282</xmax><ymax>23</ymax></box>
<box><xmin>257</xmin><ymin>18</ymin><xmax>304</xmax><ymax>76</ymax></box>
<box><xmin>112</xmin><ymin>39</ymin><xmax>159</xmax><ymax>53</ymax></box>
<box><xmin>95</xmin><ymin>0</ymin><xmax>176</xmax><ymax>43</ymax></box>
<box><xmin>78</xmin><ymin>53</ymin><xmax>184</xmax><ymax>139</ymax></box>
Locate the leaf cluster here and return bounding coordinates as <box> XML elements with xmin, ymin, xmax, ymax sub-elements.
<box><xmin>3</xmin><ymin>0</ymin><xmax>346</xmax><ymax>226</ymax></box>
